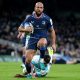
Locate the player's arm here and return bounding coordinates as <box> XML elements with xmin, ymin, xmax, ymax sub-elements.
<box><xmin>17</xmin><ymin>16</ymin><xmax>31</xmax><ymax>39</ymax></box>
<box><xmin>32</xmin><ymin>70</ymin><xmax>47</xmax><ymax>77</ymax></box>
<box><xmin>18</xmin><ymin>15</ymin><xmax>33</xmax><ymax>32</ymax></box>
<box><xmin>48</xmin><ymin>27</ymin><xmax>56</xmax><ymax>52</ymax></box>
<box><xmin>17</xmin><ymin>25</ymin><xmax>25</xmax><ymax>39</ymax></box>
<box><xmin>48</xmin><ymin>27</ymin><xmax>56</xmax><ymax>45</ymax></box>
<box><xmin>48</xmin><ymin>18</ymin><xmax>56</xmax><ymax>52</ymax></box>
<box><xmin>33</xmin><ymin>65</ymin><xmax>51</xmax><ymax>77</ymax></box>
<box><xmin>32</xmin><ymin>64</ymin><xmax>50</xmax><ymax>77</ymax></box>
<box><xmin>18</xmin><ymin>26</ymin><xmax>32</xmax><ymax>32</ymax></box>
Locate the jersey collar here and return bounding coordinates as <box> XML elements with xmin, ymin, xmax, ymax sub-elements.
<box><xmin>32</xmin><ymin>11</ymin><xmax>44</xmax><ymax>19</ymax></box>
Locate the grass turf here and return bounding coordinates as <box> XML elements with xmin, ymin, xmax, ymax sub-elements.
<box><xmin>0</xmin><ymin>62</ymin><xmax>80</xmax><ymax>80</ymax></box>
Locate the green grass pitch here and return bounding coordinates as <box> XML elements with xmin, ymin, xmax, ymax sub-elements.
<box><xmin>0</xmin><ymin>62</ymin><xmax>80</xmax><ymax>80</ymax></box>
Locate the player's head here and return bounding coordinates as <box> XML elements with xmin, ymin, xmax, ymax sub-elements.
<box><xmin>44</xmin><ymin>54</ymin><xmax>51</xmax><ymax>64</ymax></box>
<box><xmin>34</xmin><ymin>2</ymin><xmax>44</xmax><ymax>16</ymax></box>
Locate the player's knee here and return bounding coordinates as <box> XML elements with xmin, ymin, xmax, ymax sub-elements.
<box><xmin>37</xmin><ymin>38</ymin><xmax>47</xmax><ymax>47</ymax></box>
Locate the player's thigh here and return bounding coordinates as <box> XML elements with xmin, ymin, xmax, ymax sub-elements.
<box><xmin>25</xmin><ymin>49</ymin><xmax>36</xmax><ymax>62</ymax></box>
<box><xmin>37</xmin><ymin>38</ymin><xmax>47</xmax><ymax>47</ymax></box>
<box><xmin>28</xmin><ymin>38</ymin><xmax>38</xmax><ymax>50</ymax></box>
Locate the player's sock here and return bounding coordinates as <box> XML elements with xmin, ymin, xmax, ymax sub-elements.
<box><xmin>22</xmin><ymin>56</ymin><xmax>25</xmax><ymax>64</ymax></box>
<box><xmin>21</xmin><ymin>56</ymin><xmax>26</xmax><ymax>69</ymax></box>
<box><xmin>25</xmin><ymin>62</ymin><xmax>31</xmax><ymax>73</ymax></box>
<box><xmin>39</xmin><ymin>46</ymin><xmax>47</xmax><ymax>70</ymax></box>
<box><xmin>39</xmin><ymin>46</ymin><xmax>47</xmax><ymax>58</ymax></box>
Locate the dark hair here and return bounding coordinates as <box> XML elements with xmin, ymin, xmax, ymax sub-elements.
<box><xmin>44</xmin><ymin>54</ymin><xmax>51</xmax><ymax>64</ymax></box>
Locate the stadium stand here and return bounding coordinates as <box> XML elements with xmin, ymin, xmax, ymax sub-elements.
<box><xmin>0</xmin><ymin>0</ymin><xmax>80</xmax><ymax>62</ymax></box>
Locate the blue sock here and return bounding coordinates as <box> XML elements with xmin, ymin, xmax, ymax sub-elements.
<box><xmin>40</xmin><ymin>50</ymin><xmax>45</xmax><ymax>58</ymax></box>
<box><xmin>39</xmin><ymin>46</ymin><xmax>47</xmax><ymax>70</ymax></box>
<box><xmin>22</xmin><ymin>56</ymin><xmax>25</xmax><ymax>64</ymax></box>
<box><xmin>39</xmin><ymin>46</ymin><xmax>47</xmax><ymax>58</ymax></box>
<box><xmin>25</xmin><ymin>63</ymin><xmax>31</xmax><ymax>73</ymax></box>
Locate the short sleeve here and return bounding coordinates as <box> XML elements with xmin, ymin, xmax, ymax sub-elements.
<box><xmin>47</xmin><ymin>18</ymin><xmax>54</xmax><ymax>30</ymax></box>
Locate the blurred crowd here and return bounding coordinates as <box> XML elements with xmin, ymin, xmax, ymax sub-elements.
<box><xmin>0</xmin><ymin>44</ymin><xmax>14</xmax><ymax>55</ymax></box>
<box><xmin>0</xmin><ymin>11</ymin><xmax>80</xmax><ymax>60</ymax></box>
<box><xmin>54</xmin><ymin>13</ymin><xmax>80</xmax><ymax>59</ymax></box>
<box><xmin>0</xmin><ymin>11</ymin><xmax>28</xmax><ymax>42</ymax></box>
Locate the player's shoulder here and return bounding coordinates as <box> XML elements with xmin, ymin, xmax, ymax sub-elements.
<box><xmin>25</xmin><ymin>14</ymin><xmax>32</xmax><ymax>20</ymax></box>
<box><xmin>43</xmin><ymin>13</ymin><xmax>52</xmax><ymax>21</ymax></box>
<box><xmin>26</xmin><ymin>14</ymin><xmax>31</xmax><ymax>19</ymax></box>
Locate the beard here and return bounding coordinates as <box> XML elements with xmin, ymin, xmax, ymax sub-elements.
<box><xmin>35</xmin><ymin>11</ymin><xmax>42</xmax><ymax>17</ymax></box>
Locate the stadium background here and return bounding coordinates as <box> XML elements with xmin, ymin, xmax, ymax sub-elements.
<box><xmin>0</xmin><ymin>0</ymin><xmax>80</xmax><ymax>62</ymax></box>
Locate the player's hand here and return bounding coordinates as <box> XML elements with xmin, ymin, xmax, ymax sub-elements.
<box><xmin>27</xmin><ymin>26</ymin><xmax>33</xmax><ymax>32</ymax></box>
<box><xmin>17</xmin><ymin>34</ymin><xmax>22</xmax><ymax>39</ymax></box>
<box><xmin>26</xmin><ymin>25</ymin><xmax>34</xmax><ymax>33</ymax></box>
<box><xmin>17</xmin><ymin>32</ymin><xmax>25</xmax><ymax>39</ymax></box>
<box><xmin>52</xmin><ymin>43</ymin><xmax>56</xmax><ymax>52</ymax></box>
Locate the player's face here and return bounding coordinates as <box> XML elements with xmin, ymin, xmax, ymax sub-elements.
<box><xmin>34</xmin><ymin>3</ymin><xmax>44</xmax><ymax>16</ymax></box>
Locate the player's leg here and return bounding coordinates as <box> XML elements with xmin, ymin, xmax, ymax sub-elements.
<box><xmin>24</xmin><ymin>38</ymin><xmax>38</xmax><ymax>78</ymax></box>
<box><xmin>25</xmin><ymin>50</ymin><xmax>36</xmax><ymax>73</ymax></box>
<box><xmin>25</xmin><ymin>49</ymin><xmax>36</xmax><ymax>78</ymax></box>
<box><xmin>17</xmin><ymin>32</ymin><xmax>26</xmax><ymax>66</ymax></box>
<box><xmin>21</xmin><ymin>35</ymin><xmax>30</xmax><ymax>70</ymax></box>
<box><xmin>37</xmin><ymin>38</ymin><xmax>47</xmax><ymax>58</ymax></box>
<box><xmin>22</xmin><ymin>35</ymin><xmax>30</xmax><ymax>65</ymax></box>
<box><xmin>21</xmin><ymin>36</ymin><xmax>26</xmax><ymax>67</ymax></box>
<box><xmin>37</xmin><ymin>38</ymin><xmax>48</xmax><ymax>69</ymax></box>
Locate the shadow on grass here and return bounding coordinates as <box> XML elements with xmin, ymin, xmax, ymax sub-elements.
<box><xmin>14</xmin><ymin>75</ymin><xmax>74</xmax><ymax>80</ymax></box>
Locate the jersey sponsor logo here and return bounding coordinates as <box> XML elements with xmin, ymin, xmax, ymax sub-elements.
<box><xmin>31</xmin><ymin>21</ymin><xmax>34</xmax><ymax>24</ymax></box>
<box><xmin>36</xmin><ymin>25</ymin><xmax>42</xmax><ymax>29</ymax></box>
<box><xmin>42</xmin><ymin>21</ymin><xmax>46</xmax><ymax>25</ymax></box>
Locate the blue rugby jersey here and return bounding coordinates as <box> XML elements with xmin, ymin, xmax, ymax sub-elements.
<box><xmin>23</xmin><ymin>12</ymin><xmax>54</xmax><ymax>39</ymax></box>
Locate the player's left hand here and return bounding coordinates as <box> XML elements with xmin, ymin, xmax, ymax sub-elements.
<box><xmin>52</xmin><ymin>43</ymin><xmax>56</xmax><ymax>52</ymax></box>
